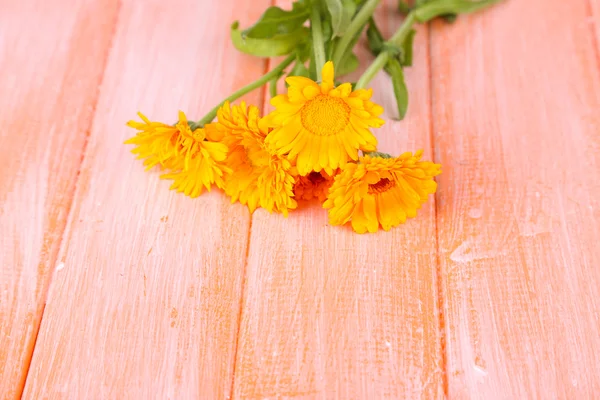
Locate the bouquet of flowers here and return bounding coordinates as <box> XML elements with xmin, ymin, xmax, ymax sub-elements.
<box><xmin>125</xmin><ymin>0</ymin><xmax>499</xmax><ymax>233</ymax></box>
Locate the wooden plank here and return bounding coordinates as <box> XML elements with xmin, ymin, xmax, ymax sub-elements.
<box><xmin>0</xmin><ymin>0</ymin><xmax>119</xmax><ymax>397</ymax></box>
<box><xmin>22</xmin><ymin>1</ymin><xmax>270</xmax><ymax>398</ymax></box>
<box><xmin>430</xmin><ymin>0</ymin><xmax>600</xmax><ymax>397</ymax></box>
<box><xmin>232</xmin><ymin>1</ymin><xmax>444</xmax><ymax>398</ymax></box>
<box><xmin>591</xmin><ymin>0</ymin><xmax>600</xmax><ymax>64</ymax></box>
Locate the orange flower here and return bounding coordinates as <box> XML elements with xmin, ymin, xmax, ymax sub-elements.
<box><xmin>324</xmin><ymin>151</ymin><xmax>441</xmax><ymax>233</ymax></box>
<box><xmin>293</xmin><ymin>170</ymin><xmax>337</xmax><ymax>202</ymax></box>
<box><xmin>264</xmin><ymin>61</ymin><xmax>384</xmax><ymax>175</ymax></box>
<box><xmin>214</xmin><ymin>102</ymin><xmax>297</xmax><ymax>215</ymax></box>
<box><xmin>126</xmin><ymin>111</ymin><xmax>230</xmax><ymax>197</ymax></box>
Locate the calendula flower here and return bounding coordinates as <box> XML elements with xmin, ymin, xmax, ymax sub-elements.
<box><xmin>215</xmin><ymin>102</ymin><xmax>297</xmax><ymax>215</ymax></box>
<box><xmin>264</xmin><ymin>61</ymin><xmax>384</xmax><ymax>175</ymax></box>
<box><xmin>126</xmin><ymin>111</ymin><xmax>230</xmax><ymax>197</ymax></box>
<box><xmin>293</xmin><ymin>170</ymin><xmax>337</xmax><ymax>202</ymax></box>
<box><xmin>324</xmin><ymin>151</ymin><xmax>441</xmax><ymax>233</ymax></box>
<box><xmin>125</xmin><ymin>113</ymin><xmax>180</xmax><ymax>169</ymax></box>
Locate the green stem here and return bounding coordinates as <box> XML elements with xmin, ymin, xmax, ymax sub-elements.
<box><xmin>269</xmin><ymin>75</ymin><xmax>278</xmax><ymax>98</ymax></box>
<box><xmin>310</xmin><ymin>5</ymin><xmax>326</xmax><ymax>80</ymax></box>
<box><xmin>355</xmin><ymin>51</ymin><xmax>390</xmax><ymax>89</ymax></box>
<box><xmin>355</xmin><ymin>11</ymin><xmax>416</xmax><ymax>89</ymax></box>
<box><xmin>196</xmin><ymin>54</ymin><xmax>295</xmax><ymax>127</ymax></box>
<box><xmin>332</xmin><ymin>0</ymin><xmax>381</xmax><ymax>66</ymax></box>
<box><xmin>389</xmin><ymin>10</ymin><xmax>416</xmax><ymax>44</ymax></box>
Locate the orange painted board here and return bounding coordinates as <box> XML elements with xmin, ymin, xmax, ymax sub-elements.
<box><xmin>430</xmin><ymin>0</ymin><xmax>600</xmax><ymax>397</ymax></box>
<box><xmin>0</xmin><ymin>0</ymin><xmax>119</xmax><ymax>397</ymax></box>
<box><xmin>591</xmin><ymin>0</ymin><xmax>600</xmax><ymax>49</ymax></box>
<box><xmin>22</xmin><ymin>1</ymin><xmax>270</xmax><ymax>398</ymax></box>
<box><xmin>232</xmin><ymin>1</ymin><xmax>444</xmax><ymax>398</ymax></box>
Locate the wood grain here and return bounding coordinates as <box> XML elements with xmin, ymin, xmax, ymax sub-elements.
<box><xmin>430</xmin><ymin>0</ymin><xmax>600</xmax><ymax>397</ymax></box>
<box><xmin>5</xmin><ymin>0</ymin><xmax>600</xmax><ymax>397</ymax></box>
<box><xmin>591</xmin><ymin>0</ymin><xmax>600</xmax><ymax>50</ymax></box>
<box><xmin>21</xmin><ymin>1</ymin><xmax>270</xmax><ymax>398</ymax></box>
<box><xmin>0</xmin><ymin>0</ymin><xmax>119</xmax><ymax>397</ymax></box>
<box><xmin>232</xmin><ymin>1</ymin><xmax>444</xmax><ymax>398</ymax></box>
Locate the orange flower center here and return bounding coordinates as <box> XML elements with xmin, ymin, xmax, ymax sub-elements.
<box><xmin>301</xmin><ymin>95</ymin><xmax>350</xmax><ymax>136</ymax></box>
<box><xmin>368</xmin><ymin>178</ymin><xmax>395</xmax><ymax>194</ymax></box>
<box><xmin>307</xmin><ymin>171</ymin><xmax>326</xmax><ymax>185</ymax></box>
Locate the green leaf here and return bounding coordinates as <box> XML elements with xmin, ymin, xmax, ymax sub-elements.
<box><xmin>321</xmin><ymin>18</ymin><xmax>335</xmax><ymax>60</ymax></box>
<box><xmin>295</xmin><ymin>42</ymin><xmax>312</xmax><ymax>63</ymax></box>
<box><xmin>385</xmin><ymin>58</ymin><xmax>409</xmax><ymax>120</ymax></box>
<box><xmin>414</xmin><ymin>0</ymin><xmax>502</xmax><ymax>23</ymax></box>
<box><xmin>288</xmin><ymin>60</ymin><xmax>310</xmax><ymax>78</ymax></box>
<box><xmin>398</xmin><ymin>0</ymin><xmax>411</xmax><ymax>14</ymax></box>
<box><xmin>322</xmin><ymin>15</ymin><xmax>333</xmax><ymax>39</ymax></box>
<box><xmin>332</xmin><ymin>16</ymin><xmax>363</xmax><ymax>66</ymax></box>
<box><xmin>367</xmin><ymin>19</ymin><xmax>414</xmax><ymax>67</ymax></box>
<box><xmin>325</xmin><ymin>0</ymin><xmax>357</xmax><ymax>38</ymax></box>
<box><xmin>442</xmin><ymin>13</ymin><xmax>458</xmax><ymax>22</ymax></box>
<box><xmin>336</xmin><ymin>52</ymin><xmax>359</xmax><ymax>76</ymax></box>
<box><xmin>231</xmin><ymin>22</ymin><xmax>309</xmax><ymax>57</ymax></box>
<box><xmin>366</xmin><ymin>18</ymin><xmax>384</xmax><ymax>55</ymax></box>
<box><xmin>308</xmin><ymin>46</ymin><xmax>318</xmax><ymax>80</ymax></box>
<box><xmin>400</xmin><ymin>29</ymin><xmax>416</xmax><ymax>67</ymax></box>
<box><xmin>242</xmin><ymin>2</ymin><xmax>310</xmax><ymax>39</ymax></box>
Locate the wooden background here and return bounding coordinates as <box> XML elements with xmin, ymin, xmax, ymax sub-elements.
<box><xmin>1</xmin><ymin>0</ymin><xmax>599</xmax><ymax>398</ymax></box>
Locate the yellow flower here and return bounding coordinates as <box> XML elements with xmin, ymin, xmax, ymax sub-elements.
<box><xmin>160</xmin><ymin>142</ymin><xmax>230</xmax><ymax>198</ymax></box>
<box><xmin>125</xmin><ymin>113</ymin><xmax>181</xmax><ymax>170</ymax></box>
<box><xmin>126</xmin><ymin>111</ymin><xmax>230</xmax><ymax>197</ymax></box>
<box><xmin>264</xmin><ymin>61</ymin><xmax>384</xmax><ymax>176</ymax></box>
<box><xmin>293</xmin><ymin>170</ymin><xmax>337</xmax><ymax>202</ymax></box>
<box><xmin>324</xmin><ymin>151</ymin><xmax>441</xmax><ymax>233</ymax></box>
<box><xmin>216</xmin><ymin>102</ymin><xmax>297</xmax><ymax>215</ymax></box>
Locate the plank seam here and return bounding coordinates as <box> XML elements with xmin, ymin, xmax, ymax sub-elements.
<box><xmin>227</xmin><ymin>48</ymin><xmax>272</xmax><ymax>399</ymax></box>
<box><xmin>426</xmin><ymin>21</ymin><xmax>449</xmax><ymax>398</ymax></box>
<box><xmin>18</xmin><ymin>1</ymin><xmax>124</xmax><ymax>397</ymax></box>
<box><xmin>586</xmin><ymin>0</ymin><xmax>600</xmax><ymax>76</ymax></box>
<box><xmin>227</xmin><ymin>214</ymin><xmax>253</xmax><ymax>399</ymax></box>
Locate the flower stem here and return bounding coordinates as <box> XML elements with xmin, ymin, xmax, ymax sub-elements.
<box><xmin>195</xmin><ymin>54</ymin><xmax>295</xmax><ymax>127</ymax></box>
<box><xmin>310</xmin><ymin>5</ymin><xmax>326</xmax><ymax>80</ymax></box>
<box><xmin>332</xmin><ymin>0</ymin><xmax>381</xmax><ymax>66</ymax></box>
<box><xmin>389</xmin><ymin>10</ymin><xmax>417</xmax><ymax>44</ymax></box>
<box><xmin>355</xmin><ymin>51</ymin><xmax>389</xmax><ymax>90</ymax></box>
<box><xmin>355</xmin><ymin>11</ymin><xmax>416</xmax><ymax>89</ymax></box>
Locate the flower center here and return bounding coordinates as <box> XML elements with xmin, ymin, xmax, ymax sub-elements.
<box><xmin>368</xmin><ymin>178</ymin><xmax>395</xmax><ymax>195</ymax></box>
<box><xmin>301</xmin><ymin>95</ymin><xmax>351</xmax><ymax>136</ymax></box>
<box><xmin>307</xmin><ymin>171</ymin><xmax>326</xmax><ymax>185</ymax></box>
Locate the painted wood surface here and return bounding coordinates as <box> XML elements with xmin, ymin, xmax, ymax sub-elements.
<box><xmin>592</xmin><ymin>0</ymin><xmax>600</xmax><ymax>51</ymax></box>
<box><xmin>430</xmin><ymin>0</ymin><xmax>600</xmax><ymax>397</ymax></box>
<box><xmin>1</xmin><ymin>0</ymin><xmax>599</xmax><ymax>398</ymax></box>
<box><xmin>0</xmin><ymin>0</ymin><xmax>119</xmax><ymax>397</ymax></box>
<box><xmin>21</xmin><ymin>1</ymin><xmax>269</xmax><ymax>398</ymax></box>
<box><xmin>231</xmin><ymin>1</ymin><xmax>443</xmax><ymax>398</ymax></box>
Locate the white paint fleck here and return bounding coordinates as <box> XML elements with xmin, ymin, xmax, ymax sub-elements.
<box><xmin>385</xmin><ymin>341</ymin><xmax>391</xmax><ymax>348</ymax></box>
<box><xmin>56</xmin><ymin>262</ymin><xmax>65</xmax><ymax>271</ymax></box>
<box><xmin>450</xmin><ymin>238</ymin><xmax>507</xmax><ymax>263</ymax></box>
<box><xmin>473</xmin><ymin>365</ymin><xmax>487</xmax><ymax>376</ymax></box>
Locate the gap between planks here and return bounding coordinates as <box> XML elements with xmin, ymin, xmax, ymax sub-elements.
<box><xmin>15</xmin><ymin>1</ymin><xmax>123</xmax><ymax>398</ymax></box>
<box><xmin>227</xmin><ymin>52</ymin><xmax>272</xmax><ymax>398</ymax></box>
<box><xmin>425</xmin><ymin>20</ymin><xmax>449</xmax><ymax>397</ymax></box>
